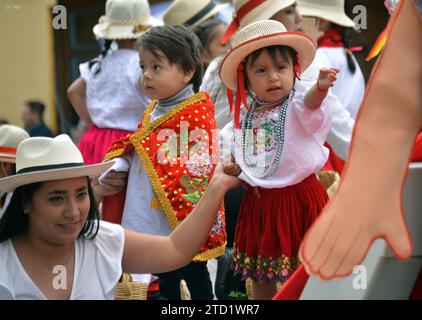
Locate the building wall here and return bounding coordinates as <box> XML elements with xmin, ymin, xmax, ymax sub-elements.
<box><xmin>0</xmin><ymin>0</ymin><xmax>57</xmax><ymax>132</ymax></box>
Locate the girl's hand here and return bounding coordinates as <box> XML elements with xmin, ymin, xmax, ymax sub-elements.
<box><xmin>223</xmin><ymin>155</ymin><xmax>241</xmax><ymax>177</ymax></box>
<box><xmin>94</xmin><ymin>170</ymin><xmax>128</xmax><ymax>198</ymax></box>
<box><xmin>317</xmin><ymin>68</ymin><xmax>339</xmax><ymax>92</ymax></box>
<box><xmin>212</xmin><ymin>162</ymin><xmax>241</xmax><ymax>191</ymax></box>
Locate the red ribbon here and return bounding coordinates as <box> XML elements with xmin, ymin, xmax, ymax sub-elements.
<box><xmin>0</xmin><ymin>146</ymin><xmax>17</xmax><ymax>155</ymax></box>
<box><xmin>226</xmin><ymin>63</ymin><xmax>250</xmax><ymax>129</ymax></box>
<box><xmin>221</xmin><ymin>0</ymin><xmax>267</xmax><ymax>44</ymax></box>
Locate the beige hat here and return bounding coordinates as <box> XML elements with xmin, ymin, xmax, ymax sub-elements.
<box><xmin>93</xmin><ymin>0</ymin><xmax>162</xmax><ymax>40</ymax></box>
<box><xmin>297</xmin><ymin>0</ymin><xmax>355</xmax><ymax>28</ymax></box>
<box><xmin>0</xmin><ymin>134</ymin><xmax>114</xmax><ymax>192</ymax></box>
<box><xmin>221</xmin><ymin>0</ymin><xmax>296</xmax><ymax>43</ymax></box>
<box><xmin>220</xmin><ymin>20</ymin><xmax>315</xmax><ymax>129</ymax></box>
<box><xmin>163</xmin><ymin>0</ymin><xmax>229</xmax><ymax>28</ymax></box>
<box><xmin>220</xmin><ymin>20</ymin><xmax>316</xmax><ymax>90</ymax></box>
<box><xmin>0</xmin><ymin>125</ymin><xmax>29</xmax><ymax>164</ymax></box>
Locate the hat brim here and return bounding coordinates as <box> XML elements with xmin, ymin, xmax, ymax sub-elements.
<box><xmin>0</xmin><ymin>161</ymin><xmax>114</xmax><ymax>193</ymax></box>
<box><xmin>298</xmin><ymin>7</ymin><xmax>355</xmax><ymax>28</ymax></box>
<box><xmin>240</xmin><ymin>0</ymin><xmax>296</xmax><ymax>27</ymax></box>
<box><xmin>93</xmin><ymin>16</ymin><xmax>162</xmax><ymax>39</ymax></box>
<box><xmin>190</xmin><ymin>3</ymin><xmax>230</xmax><ymax>28</ymax></box>
<box><xmin>220</xmin><ymin>32</ymin><xmax>316</xmax><ymax>90</ymax></box>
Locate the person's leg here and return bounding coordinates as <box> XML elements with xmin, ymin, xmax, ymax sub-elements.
<box><xmin>155</xmin><ymin>270</ymin><xmax>182</xmax><ymax>300</ymax></box>
<box><xmin>215</xmin><ymin>187</ymin><xmax>246</xmax><ymax>299</ymax></box>
<box><xmin>251</xmin><ymin>281</ymin><xmax>277</xmax><ymax>300</ymax></box>
<box><xmin>182</xmin><ymin>261</ymin><xmax>214</xmax><ymax>300</ymax></box>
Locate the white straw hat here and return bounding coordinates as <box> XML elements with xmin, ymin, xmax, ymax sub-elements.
<box><xmin>0</xmin><ymin>134</ymin><xmax>114</xmax><ymax>192</ymax></box>
<box><xmin>0</xmin><ymin>125</ymin><xmax>29</xmax><ymax>164</ymax></box>
<box><xmin>220</xmin><ymin>19</ymin><xmax>316</xmax><ymax>90</ymax></box>
<box><xmin>163</xmin><ymin>0</ymin><xmax>229</xmax><ymax>28</ymax></box>
<box><xmin>297</xmin><ymin>0</ymin><xmax>355</xmax><ymax>28</ymax></box>
<box><xmin>93</xmin><ymin>0</ymin><xmax>162</xmax><ymax>40</ymax></box>
<box><xmin>221</xmin><ymin>0</ymin><xmax>296</xmax><ymax>43</ymax></box>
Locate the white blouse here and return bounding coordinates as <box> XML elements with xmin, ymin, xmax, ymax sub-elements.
<box><xmin>0</xmin><ymin>221</ymin><xmax>125</xmax><ymax>300</ymax></box>
<box><xmin>220</xmin><ymin>81</ymin><xmax>332</xmax><ymax>188</ymax></box>
<box><xmin>79</xmin><ymin>49</ymin><xmax>150</xmax><ymax>131</ymax></box>
<box><xmin>317</xmin><ymin>48</ymin><xmax>365</xmax><ymax>119</ymax></box>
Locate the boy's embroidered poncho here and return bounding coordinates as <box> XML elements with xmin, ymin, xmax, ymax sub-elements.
<box><xmin>104</xmin><ymin>92</ymin><xmax>226</xmax><ymax>261</ymax></box>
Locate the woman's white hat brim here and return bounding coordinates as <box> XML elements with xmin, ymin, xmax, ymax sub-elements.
<box><xmin>239</xmin><ymin>0</ymin><xmax>296</xmax><ymax>27</ymax></box>
<box><xmin>0</xmin><ymin>161</ymin><xmax>114</xmax><ymax>193</ymax></box>
<box><xmin>298</xmin><ymin>6</ymin><xmax>355</xmax><ymax>28</ymax></box>
<box><xmin>93</xmin><ymin>15</ymin><xmax>162</xmax><ymax>39</ymax></box>
<box><xmin>190</xmin><ymin>3</ymin><xmax>229</xmax><ymax>27</ymax></box>
<box><xmin>220</xmin><ymin>32</ymin><xmax>316</xmax><ymax>90</ymax></box>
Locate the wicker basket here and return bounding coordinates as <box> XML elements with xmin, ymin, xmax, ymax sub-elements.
<box><xmin>316</xmin><ymin>170</ymin><xmax>340</xmax><ymax>198</ymax></box>
<box><xmin>115</xmin><ymin>273</ymin><xmax>149</xmax><ymax>300</ymax></box>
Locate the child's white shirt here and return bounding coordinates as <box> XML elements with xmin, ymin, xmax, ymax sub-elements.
<box><xmin>99</xmin><ymin>108</ymin><xmax>175</xmax><ymax>237</ymax></box>
<box><xmin>220</xmin><ymin>81</ymin><xmax>332</xmax><ymax>188</ymax></box>
<box><xmin>79</xmin><ymin>49</ymin><xmax>150</xmax><ymax>131</ymax></box>
<box><xmin>110</xmin><ymin>154</ymin><xmax>173</xmax><ymax>236</ymax></box>
<box><xmin>317</xmin><ymin>48</ymin><xmax>365</xmax><ymax>119</ymax></box>
<box><xmin>300</xmin><ymin>52</ymin><xmax>355</xmax><ymax>160</ymax></box>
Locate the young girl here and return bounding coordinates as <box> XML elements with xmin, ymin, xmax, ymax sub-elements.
<box><xmin>67</xmin><ymin>0</ymin><xmax>158</xmax><ymax>165</ymax></box>
<box><xmin>219</xmin><ymin>20</ymin><xmax>338</xmax><ymax>299</ymax></box>
<box><xmin>100</xmin><ymin>25</ymin><xmax>226</xmax><ymax>300</ymax></box>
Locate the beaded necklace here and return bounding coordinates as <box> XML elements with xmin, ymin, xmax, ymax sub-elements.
<box><xmin>241</xmin><ymin>90</ymin><xmax>294</xmax><ymax>178</ymax></box>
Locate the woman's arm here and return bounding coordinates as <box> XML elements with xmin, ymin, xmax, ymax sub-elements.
<box><xmin>122</xmin><ymin>163</ymin><xmax>240</xmax><ymax>274</ymax></box>
<box><xmin>304</xmin><ymin>68</ymin><xmax>339</xmax><ymax>110</ymax></box>
<box><xmin>67</xmin><ymin>78</ymin><xmax>93</xmax><ymax>126</ymax></box>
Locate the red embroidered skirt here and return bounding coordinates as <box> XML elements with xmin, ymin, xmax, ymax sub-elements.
<box><xmin>232</xmin><ymin>174</ymin><xmax>329</xmax><ymax>284</ymax></box>
<box><xmin>78</xmin><ymin>125</ymin><xmax>131</xmax><ymax>165</ymax></box>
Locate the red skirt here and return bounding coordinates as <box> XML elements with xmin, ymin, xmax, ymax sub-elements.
<box><xmin>78</xmin><ymin>125</ymin><xmax>131</xmax><ymax>165</ymax></box>
<box><xmin>232</xmin><ymin>174</ymin><xmax>329</xmax><ymax>284</ymax></box>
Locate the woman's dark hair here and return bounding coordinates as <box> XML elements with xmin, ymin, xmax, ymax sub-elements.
<box><xmin>88</xmin><ymin>39</ymin><xmax>113</xmax><ymax>75</ymax></box>
<box><xmin>0</xmin><ymin>177</ymin><xmax>100</xmax><ymax>242</ymax></box>
<box><xmin>136</xmin><ymin>25</ymin><xmax>204</xmax><ymax>92</ymax></box>
<box><xmin>341</xmin><ymin>28</ymin><xmax>357</xmax><ymax>74</ymax></box>
<box><xmin>194</xmin><ymin>18</ymin><xmax>225</xmax><ymax>51</ymax></box>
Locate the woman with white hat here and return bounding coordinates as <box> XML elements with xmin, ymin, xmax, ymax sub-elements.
<box><xmin>163</xmin><ymin>0</ymin><xmax>230</xmax><ymax>71</ymax></box>
<box><xmin>0</xmin><ymin>134</ymin><xmax>240</xmax><ymax>299</ymax></box>
<box><xmin>219</xmin><ymin>19</ymin><xmax>338</xmax><ymax>299</ymax></box>
<box><xmin>297</xmin><ymin>0</ymin><xmax>365</xmax><ymax>120</ymax></box>
<box><xmin>0</xmin><ymin>125</ymin><xmax>29</xmax><ymax>218</ymax></box>
<box><xmin>67</xmin><ymin>0</ymin><xmax>160</xmax><ymax>168</ymax></box>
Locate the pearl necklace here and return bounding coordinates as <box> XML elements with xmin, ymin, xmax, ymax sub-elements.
<box><xmin>241</xmin><ymin>90</ymin><xmax>294</xmax><ymax>178</ymax></box>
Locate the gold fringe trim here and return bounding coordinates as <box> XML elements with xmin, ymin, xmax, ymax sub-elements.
<box><xmin>130</xmin><ymin>91</ymin><xmax>209</xmax><ymax>228</ymax></box>
<box><xmin>137</xmin><ymin>92</ymin><xmax>208</xmax><ymax>141</ymax></box>
<box><xmin>193</xmin><ymin>242</ymin><xmax>226</xmax><ymax>261</ymax></box>
<box><xmin>104</xmin><ymin>148</ymin><xmax>126</xmax><ymax>161</ymax></box>
<box><xmin>134</xmin><ymin>141</ymin><xmax>180</xmax><ymax>228</ymax></box>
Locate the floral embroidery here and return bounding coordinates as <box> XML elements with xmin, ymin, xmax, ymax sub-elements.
<box><xmin>180</xmin><ymin>175</ymin><xmax>208</xmax><ymax>203</ymax></box>
<box><xmin>231</xmin><ymin>247</ymin><xmax>301</xmax><ymax>284</ymax></box>
<box><xmin>211</xmin><ymin>211</ymin><xmax>225</xmax><ymax>236</ymax></box>
<box><xmin>185</xmin><ymin>152</ymin><xmax>212</xmax><ymax>177</ymax></box>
